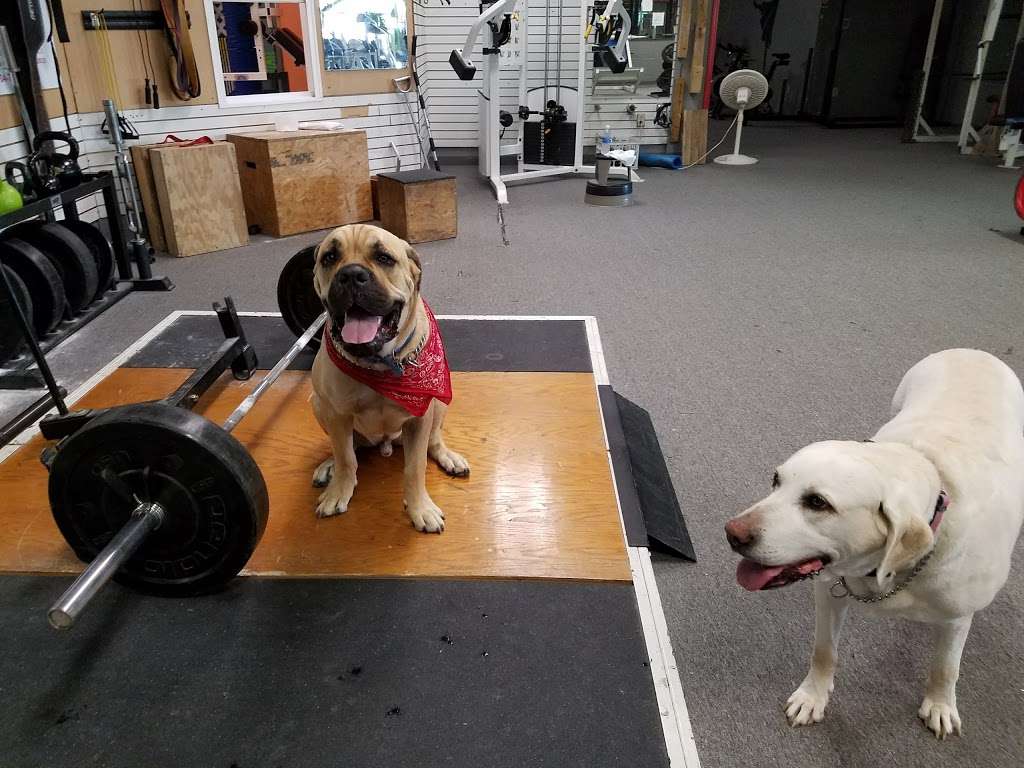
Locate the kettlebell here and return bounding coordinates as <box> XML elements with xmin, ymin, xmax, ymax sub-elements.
<box><xmin>5</xmin><ymin>161</ymin><xmax>34</xmax><ymax>200</ymax></box>
<box><xmin>29</xmin><ymin>131</ymin><xmax>83</xmax><ymax>192</ymax></box>
<box><xmin>0</xmin><ymin>177</ymin><xmax>22</xmax><ymax>215</ymax></box>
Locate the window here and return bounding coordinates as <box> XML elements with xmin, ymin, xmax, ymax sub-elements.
<box><xmin>205</xmin><ymin>0</ymin><xmax>322</xmax><ymax>105</ymax></box>
<box><xmin>320</xmin><ymin>0</ymin><xmax>409</xmax><ymax>72</ymax></box>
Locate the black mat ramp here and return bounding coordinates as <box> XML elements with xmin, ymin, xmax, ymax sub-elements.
<box><xmin>0</xmin><ymin>577</ymin><xmax>669</xmax><ymax>768</ymax></box>
<box><xmin>126</xmin><ymin>315</ymin><xmax>592</xmax><ymax>373</ymax></box>
<box><xmin>599</xmin><ymin>386</ymin><xmax>696</xmax><ymax>561</ymax></box>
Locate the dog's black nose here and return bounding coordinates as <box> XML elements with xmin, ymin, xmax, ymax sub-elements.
<box><xmin>338</xmin><ymin>264</ymin><xmax>371</xmax><ymax>285</ymax></box>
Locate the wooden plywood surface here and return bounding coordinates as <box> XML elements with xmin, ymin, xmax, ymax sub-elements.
<box><xmin>379</xmin><ymin>176</ymin><xmax>457</xmax><ymax>244</ymax></box>
<box><xmin>682</xmin><ymin>108</ymin><xmax>709</xmax><ymax>165</ymax></box>
<box><xmin>227</xmin><ymin>131</ymin><xmax>372</xmax><ymax>237</ymax></box>
<box><xmin>689</xmin><ymin>0</ymin><xmax>710</xmax><ymax>94</ymax></box>
<box><xmin>129</xmin><ymin>145</ymin><xmax>167</xmax><ymax>252</ymax></box>
<box><xmin>150</xmin><ymin>142</ymin><xmax>248</xmax><ymax>256</ymax></box>
<box><xmin>0</xmin><ymin>370</ymin><xmax>629</xmax><ymax>582</ymax></box>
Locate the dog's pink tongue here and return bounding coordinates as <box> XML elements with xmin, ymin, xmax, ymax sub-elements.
<box><xmin>341</xmin><ymin>314</ymin><xmax>382</xmax><ymax>344</ymax></box>
<box><xmin>736</xmin><ymin>560</ymin><xmax>786</xmax><ymax>591</ymax></box>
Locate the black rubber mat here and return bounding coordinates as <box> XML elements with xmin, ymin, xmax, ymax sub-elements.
<box><xmin>126</xmin><ymin>316</ymin><xmax>592</xmax><ymax>373</ymax></box>
<box><xmin>0</xmin><ymin>576</ymin><xmax>668</xmax><ymax>768</ymax></box>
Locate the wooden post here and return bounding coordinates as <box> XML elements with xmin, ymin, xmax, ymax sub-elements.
<box><xmin>678</xmin><ymin>0</ymin><xmax>712</xmax><ymax>164</ymax></box>
<box><xmin>688</xmin><ymin>0</ymin><xmax>709</xmax><ymax>94</ymax></box>
<box><xmin>671</xmin><ymin>0</ymin><xmax>694</xmax><ymax>144</ymax></box>
<box><xmin>681</xmin><ymin>109</ymin><xmax>709</xmax><ymax>165</ymax></box>
<box><xmin>676</xmin><ymin>0</ymin><xmax>693</xmax><ymax>60</ymax></box>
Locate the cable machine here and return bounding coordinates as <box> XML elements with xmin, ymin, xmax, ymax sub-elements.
<box><xmin>449</xmin><ymin>0</ymin><xmax>630</xmax><ymax>204</ymax></box>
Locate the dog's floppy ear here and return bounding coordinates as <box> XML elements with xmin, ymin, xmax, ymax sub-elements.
<box><xmin>875</xmin><ymin>482</ymin><xmax>935</xmax><ymax>590</ymax></box>
<box><xmin>407</xmin><ymin>246</ymin><xmax>422</xmax><ymax>291</ymax></box>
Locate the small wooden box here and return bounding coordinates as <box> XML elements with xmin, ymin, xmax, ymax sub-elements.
<box><xmin>226</xmin><ymin>130</ymin><xmax>372</xmax><ymax>237</ymax></box>
<box><xmin>148</xmin><ymin>142</ymin><xmax>249</xmax><ymax>257</ymax></box>
<box><xmin>376</xmin><ymin>169</ymin><xmax>457</xmax><ymax>244</ymax></box>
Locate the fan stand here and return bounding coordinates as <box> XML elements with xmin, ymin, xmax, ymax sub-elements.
<box><xmin>714</xmin><ymin>108</ymin><xmax>758</xmax><ymax>165</ymax></box>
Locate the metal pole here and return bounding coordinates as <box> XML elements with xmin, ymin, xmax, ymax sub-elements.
<box><xmin>220</xmin><ymin>313</ymin><xmax>326</xmax><ymax>434</ymax></box>
<box><xmin>911</xmin><ymin>0</ymin><xmax>944</xmax><ymax>140</ymax></box>
<box><xmin>958</xmin><ymin>0</ymin><xmax>1004</xmax><ymax>152</ymax></box>
<box><xmin>47</xmin><ymin>502</ymin><xmax>164</xmax><ymax>630</ymax></box>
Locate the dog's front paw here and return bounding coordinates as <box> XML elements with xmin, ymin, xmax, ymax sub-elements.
<box><xmin>785</xmin><ymin>680</ymin><xmax>831</xmax><ymax>727</ymax></box>
<box><xmin>430</xmin><ymin>445</ymin><xmax>470</xmax><ymax>477</ymax></box>
<box><xmin>316</xmin><ymin>475</ymin><xmax>356</xmax><ymax>518</ymax></box>
<box><xmin>406</xmin><ymin>498</ymin><xmax>445</xmax><ymax>533</ymax></box>
<box><xmin>918</xmin><ymin>697</ymin><xmax>961</xmax><ymax>739</ymax></box>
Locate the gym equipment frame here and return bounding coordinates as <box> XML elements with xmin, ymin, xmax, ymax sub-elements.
<box><xmin>449</xmin><ymin>0</ymin><xmax>631</xmax><ymax>204</ymax></box>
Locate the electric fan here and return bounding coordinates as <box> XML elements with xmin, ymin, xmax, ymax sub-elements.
<box><xmin>714</xmin><ymin>69</ymin><xmax>769</xmax><ymax>166</ymax></box>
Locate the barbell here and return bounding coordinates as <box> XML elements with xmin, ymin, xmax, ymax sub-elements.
<box><xmin>41</xmin><ymin>249</ymin><xmax>324</xmax><ymax>630</ymax></box>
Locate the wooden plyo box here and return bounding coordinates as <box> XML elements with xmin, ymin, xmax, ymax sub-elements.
<box><xmin>226</xmin><ymin>130</ymin><xmax>372</xmax><ymax>237</ymax></box>
<box><xmin>129</xmin><ymin>144</ymin><xmax>167</xmax><ymax>252</ymax></box>
<box><xmin>376</xmin><ymin>169</ymin><xmax>457</xmax><ymax>244</ymax></box>
<box><xmin>147</xmin><ymin>142</ymin><xmax>249</xmax><ymax>257</ymax></box>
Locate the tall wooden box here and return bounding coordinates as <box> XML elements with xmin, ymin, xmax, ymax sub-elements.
<box><xmin>129</xmin><ymin>144</ymin><xmax>168</xmax><ymax>252</ymax></box>
<box><xmin>226</xmin><ymin>130</ymin><xmax>372</xmax><ymax>237</ymax></box>
<box><xmin>148</xmin><ymin>142</ymin><xmax>249</xmax><ymax>257</ymax></box>
<box><xmin>376</xmin><ymin>169</ymin><xmax>457</xmax><ymax>244</ymax></box>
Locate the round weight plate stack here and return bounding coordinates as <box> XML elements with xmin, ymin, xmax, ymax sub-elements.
<box><xmin>277</xmin><ymin>245</ymin><xmax>322</xmax><ymax>351</ymax></box>
<box><xmin>48</xmin><ymin>403</ymin><xmax>269</xmax><ymax>596</ymax></box>
<box><xmin>0</xmin><ymin>238</ymin><xmax>66</xmax><ymax>335</ymax></box>
<box><xmin>3</xmin><ymin>221</ymin><xmax>99</xmax><ymax>313</ymax></box>
<box><xmin>0</xmin><ymin>267</ymin><xmax>34</xmax><ymax>363</ymax></box>
<box><xmin>59</xmin><ymin>220</ymin><xmax>115</xmax><ymax>301</ymax></box>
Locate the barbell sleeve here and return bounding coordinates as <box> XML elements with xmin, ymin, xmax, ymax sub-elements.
<box><xmin>47</xmin><ymin>502</ymin><xmax>165</xmax><ymax>630</ymax></box>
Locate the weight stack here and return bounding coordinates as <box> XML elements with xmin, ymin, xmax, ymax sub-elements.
<box><xmin>524</xmin><ymin>122</ymin><xmax>577</xmax><ymax>166</ymax></box>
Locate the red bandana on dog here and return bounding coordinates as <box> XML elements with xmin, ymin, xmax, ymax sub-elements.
<box><xmin>323</xmin><ymin>302</ymin><xmax>452</xmax><ymax>417</ymax></box>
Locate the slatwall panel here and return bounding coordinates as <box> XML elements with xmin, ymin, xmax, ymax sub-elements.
<box><xmin>4</xmin><ymin>91</ymin><xmax>427</xmax><ymax>234</ymax></box>
<box><xmin>0</xmin><ymin>115</ymin><xmax>106</xmax><ymax>223</ymax></box>
<box><xmin>412</xmin><ymin>0</ymin><xmax>673</xmax><ymax>148</ymax></box>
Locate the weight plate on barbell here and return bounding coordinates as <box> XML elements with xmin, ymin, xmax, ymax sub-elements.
<box><xmin>59</xmin><ymin>220</ymin><xmax>115</xmax><ymax>302</ymax></box>
<box><xmin>0</xmin><ymin>267</ymin><xmax>33</xmax><ymax>364</ymax></box>
<box><xmin>0</xmin><ymin>237</ymin><xmax>66</xmax><ymax>335</ymax></box>
<box><xmin>3</xmin><ymin>221</ymin><xmax>99</xmax><ymax>313</ymax></box>
<box><xmin>277</xmin><ymin>245</ymin><xmax>322</xmax><ymax>351</ymax></box>
<box><xmin>48</xmin><ymin>403</ymin><xmax>269</xmax><ymax>596</ymax></box>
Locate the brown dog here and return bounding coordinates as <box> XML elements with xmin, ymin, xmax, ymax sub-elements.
<box><xmin>309</xmin><ymin>224</ymin><xmax>469</xmax><ymax>532</ymax></box>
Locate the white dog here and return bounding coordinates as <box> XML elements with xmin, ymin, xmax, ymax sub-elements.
<box><xmin>725</xmin><ymin>349</ymin><xmax>1024</xmax><ymax>738</ymax></box>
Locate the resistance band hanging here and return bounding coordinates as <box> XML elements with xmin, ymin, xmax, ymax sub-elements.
<box><xmin>160</xmin><ymin>0</ymin><xmax>201</xmax><ymax>100</ymax></box>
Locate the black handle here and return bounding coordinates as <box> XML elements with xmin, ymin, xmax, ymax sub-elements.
<box><xmin>33</xmin><ymin>131</ymin><xmax>80</xmax><ymax>162</ymax></box>
<box><xmin>5</xmin><ymin>161</ymin><xmax>28</xmax><ymax>190</ymax></box>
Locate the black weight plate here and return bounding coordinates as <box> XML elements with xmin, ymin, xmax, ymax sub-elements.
<box><xmin>48</xmin><ymin>403</ymin><xmax>269</xmax><ymax>596</ymax></box>
<box><xmin>0</xmin><ymin>267</ymin><xmax>33</xmax><ymax>363</ymax></box>
<box><xmin>0</xmin><ymin>238</ymin><xmax>66</xmax><ymax>335</ymax></box>
<box><xmin>59</xmin><ymin>220</ymin><xmax>115</xmax><ymax>301</ymax></box>
<box><xmin>3</xmin><ymin>221</ymin><xmax>99</xmax><ymax>313</ymax></box>
<box><xmin>277</xmin><ymin>245</ymin><xmax>323</xmax><ymax>351</ymax></box>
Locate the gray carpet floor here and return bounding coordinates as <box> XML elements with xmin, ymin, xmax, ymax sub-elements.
<box><xmin>3</xmin><ymin>123</ymin><xmax>1023</xmax><ymax>767</ymax></box>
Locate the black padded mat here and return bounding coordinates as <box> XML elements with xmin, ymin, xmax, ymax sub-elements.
<box><xmin>126</xmin><ymin>316</ymin><xmax>592</xmax><ymax>373</ymax></box>
<box><xmin>0</xmin><ymin>577</ymin><xmax>668</xmax><ymax>768</ymax></box>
